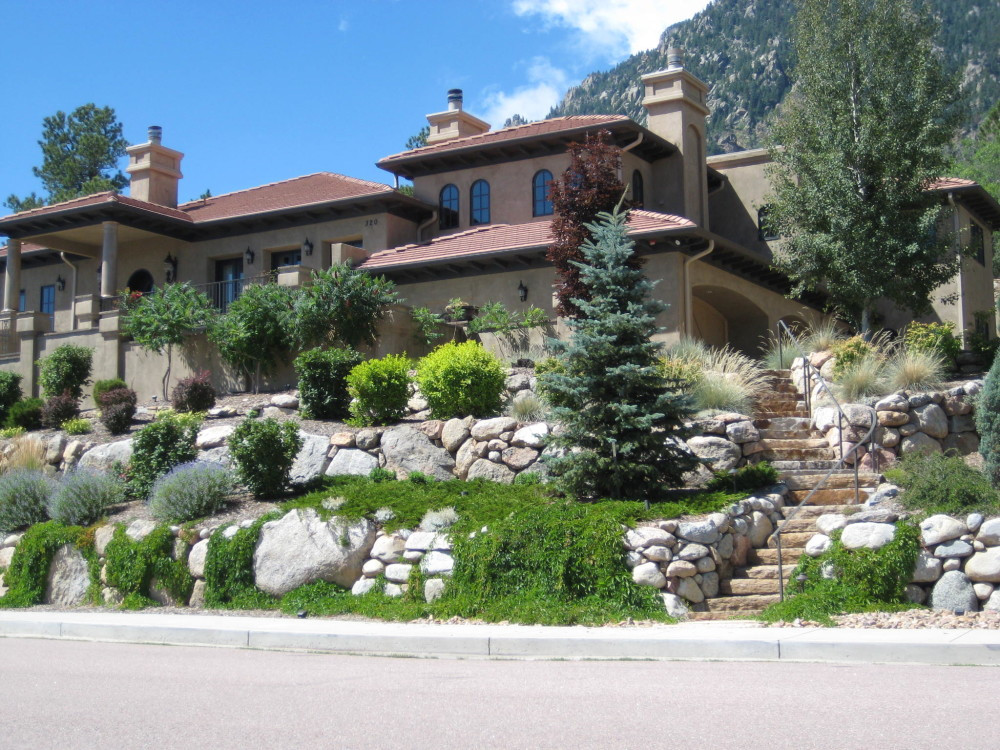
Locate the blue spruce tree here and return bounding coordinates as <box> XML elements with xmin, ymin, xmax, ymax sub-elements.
<box><xmin>540</xmin><ymin>206</ymin><xmax>697</xmax><ymax>506</ymax></box>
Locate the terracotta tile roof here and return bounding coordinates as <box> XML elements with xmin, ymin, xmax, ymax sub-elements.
<box><xmin>379</xmin><ymin>115</ymin><xmax>632</xmax><ymax>163</ymax></box>
<box><xmin>178</xmin><ymin>172</ymin><xmax>395</xmax><ymax>222</ymax></box>
<box><xmin>928</xmin><ymin>177</ymin><xmax>978</xmax><ymax>190</ymax></box>
<box><xmin>0</xmin><ymin>241</ymin><xmax>47</xmax><ymax>258</ymax></box>
<box><xmin>0</xmin><ymin>192</ymin><xmax>192</xmax><ymax>224</ymax></box>
<box><xmin>360</xmin><ymin>209</ymin><xmax>695</xmax><ymax>271</ymax></box>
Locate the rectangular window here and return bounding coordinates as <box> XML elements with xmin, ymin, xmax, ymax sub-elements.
<box><xmin>40</xmin><ymin>285</ymin><xmax>55</xmax><ymax>328</ymax></box>
<box><xmin>214</xmin><ymin>258</ymin><xmax>244</xmax><ymax>312</ymax></box>
<box><xmin>270</xmin><ymin>249</ymin><xmax>302</xmax><ymax>271</ymax></box>
<box><xmin>17</xmin><ymin>289</ymin><xmax>25</xmax><ymax>313</ymax></box>
<box><xmin>970</xmin><ymin>221</ymin><xmax>985</xmax><ymax>266</ymax></box>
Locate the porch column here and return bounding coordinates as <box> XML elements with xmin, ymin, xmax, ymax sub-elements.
<box><xmin>3</xmin><ymin>237</ymin><xmax>21</xmax><ymax>312</ymax></box>
<box><xmin>100</xmin><ymin>221</ymin><xmax>119</xmax><ymax>298</ymax></box>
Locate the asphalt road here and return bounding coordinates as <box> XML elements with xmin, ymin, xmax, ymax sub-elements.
<box><xmin>1</xmin><ymin>638</ymin><xmax>994</xmax><ymax>749</ymax></box>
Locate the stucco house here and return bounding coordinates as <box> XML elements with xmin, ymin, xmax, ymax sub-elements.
<box><xmin>1</xmin><ymin>52</ymin><xmax>997</xmax><ymax>399</ymax></box>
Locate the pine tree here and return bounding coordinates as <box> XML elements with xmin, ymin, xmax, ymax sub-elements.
<box><xmin>540</xmin><ymin>206</ymin><xmax>697</xmax><ymax>506</ymax></box>
<box><xmin>977</xmin><ymin>351</ymin><xmax>1000</xmax><ymax>489</ymax></box>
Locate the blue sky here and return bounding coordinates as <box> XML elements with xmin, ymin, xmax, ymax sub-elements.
<box><xmin>1</xmin><ymin>0</ymin><xmax>710</xmax><ymax>207</ymax></box>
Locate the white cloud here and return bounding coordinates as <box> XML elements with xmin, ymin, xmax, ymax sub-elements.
<box><xmin>338</xmin><ymin>18</ymin><xmax>349</xmax><ymax>32</ymax></box>
<box><xmin>479</xmin><ymin>57</ymin><xmax>570</xmax><ymax>127</ymax></box>
<box><xmin>512</xmin><ymin>0</ymin><xmax>711</xmax><ymax>60</ymax></box>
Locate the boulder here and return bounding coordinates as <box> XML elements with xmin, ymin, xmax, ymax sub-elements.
<box><xmin>196</xmin><ymin>425</ymin><xmax>234</xmax><ymax>450</ymax></box>
<box><xmin>747</xmin><ymin>511</ymin><xmax>773</xmax><ymax>548</ymax></box>
<box><xmin>420</xmin><ymin>551</ymin><xmax>455</xmax><ymax>576</ymax></box>
<box><xmin>44</xmin><ymin>544</ymin><xmax>90</xmax><ymax>606</ymax></box>
<box><xmin>329</xmin><ymin>432</ymin><xmax>356</xmax><ymax>448</ymax></box>
<box><xmin>45</xmin><ymin>434</ymin><xmax>67</xmax><ymax>465</ymax></box>
<box><xmin>643</xmin><ymin>545</ymin><xmax>672</xmax><ymax>562</ymax></box>
<box><xmin>874</xmin><ymin>394</ymin><xmax>909</xmax><ymax>412</ymax></box>
<box><xmin>289</xmin><ymin>432</ymin><xmax>331</xmax><ymax>485</ymax></box>
<box><xmin>877</xmin><ymin>410</ymin><xmax>910</xmax><ymax>428</ymax></box>
<box><xmin>677</xmin><ymin>543</ymin><xmax>710</xmax><ymax>561</ymax></box>
<box><xmin>355</xmin><ymin>428</ymin><xmax>381</xmax><ymax>451</ymax></box>
<box><xmin>700</xmin><ymin>571</ymin><xmax>720</xmax><ymax>598</ymax></box>
<box><xmin>380</xmin><ymin>426</ymin><xmax>456</xmax><ymax>481</ymax></box>
<box><xmin>126</xmin><ymin>519</ymin><xmax>158</xmax><ymax>542</ymax></box>
<box><xmin>511</xmin><ymin>422</ymin><xmax>549</xmax><ymax>449</ymax></box>
<box><xmin>424</xmin><ymin>578</ymin><xmax>446</xmax><ymax>602</ymax></box>
<box><xmin>676</xmin><ymin>519</ymin><xmax>720</xmax><ymax>545</ymax></box>
<box><xmin>977</xmin><ymin>518</ymin><xmax>1000</xmax><ymax>546</ymax></box>
<box><xmin>934</xmin><ymin>540</ymin><xmax>974</xmax><ymax>559</ymax></box>
<box><xmin>79</xmin><ymin>439</ymin><xmax>133</xmax><ymax>471</ymax></box>
<box><xmin>929</xmin><ymin>570</ymin><xmax>979</xmax><ymax>612</ymax></box>
<box><xmin>974</xmin><ymin>583</ymin><xmax>995</xmax><ymax>601</ymax></box>
<box><xmin>253</xmin><ymin>509</ymin><xmax>376</xmax><ymax>595</ymax></box>
<box><xmin>899</xmin><ymin>432</ymin><xmax>942</xmax><ymax>456</ymax></box>
<box><xmin>94</xmin><ymin>525</ymin><xmax>116</xmax><ymax>556</ymax></box>
<box><xmin>470</xmin><ymin>417</ymin><xmax>517</xmax><ymax>441</ymax></box>
<box><xmin>840</xmin><ymin>522</ymin><xmax>895</xmax><ymax>550</ymax></box>
<box><xmin>501</xmin><ymin>447</ymin><xmax>538</xmax><ymax>471</ymax></box>
<box><xmin>816</xmin><ymin>514</ymin><xmax>848</xmax><ymax>536</ymax></box>
<box><xmin>805</xmin><ymin>534</ymin><xmax>832</xmax><ymax>557</ymax></box>
<box><xmin>965</xmin><ymin>548</ymin><xmax>1000</xmax><ymax>582</ymax></box>
<box><xmin>632</xmin><ymin>562</ymin><xmax>666</xmax><ymax>588</ymax></box>
<box><xmin>189</xmin><ymin>579</ymin><xmax>206</xmax><ymax>608</ymax></box>
<box><xmin>986</xmin><ymin>590</ymin><xmax>1000</xmax><ymax>612</ymax></box>
<box><xmin>0</xmin><ymin>546</ymin><xmax>14</xmax><ymax>569</ymax></box>
<box><xmin>370</xmin><ymin>534</ymin><xmax>406</xmax><ymax>563</ymax></box>
<box><xmin>904</xmin><ymin>585</ymin><xmax>927</xmax><ymax>605</ymax></box>
<box><xmin>441</xmin><ymin>419</ymin><xmax>471</xmax><ymax>452</ymax></box>
<box><xmin>666</xmin><ymin>560</ymin><xmax>698</xmax><ymax>578</ymax></box>
<box><xmin>725</xmin><ymin>421</ymin><xmax>760</xmax><ymax>444</ymax></box>
<box><xmin>842</xmin><ymin>403</ymin><xmax>874</xmax><ymax>429</ymax></box>
<box><xmin>686</xmin><ymin>436</ymin><xmax>741</xmax><ymax>472</ymax></box>
<box><xmin>271</xmin><ymin>394</ymin><xmax>299</xmax><ymax>409</ymax></box>
<box><xmin>626</xmin><ymin>526</ymin><xmax>676</xmax><ymax>550</ymax></box>
<box><xmin>261</xmin><ymin>406</ymin><xmax>294</xmax><ymax>419</ymax></box>
<box><xmin>352</xmin><ymin>577</ymin><xmax>377</xmax><ymax>596</ymax></box>
<box><xmin>967</xmin><ymin>513</ymin><xmax>985</xmax><ymax>534</ymax></box>
<box><xmin>920</xmin><ymin>515</ymin><xmax>967</xmax><ymax>546</ymax></box>
<box><xmin>466</xmin><ymin>458</ymin><xmax>516</xmax><ymax>484</ymax></box>
<box><xmin>454</xmin><ymin>440</ymin><xmax>478</xmax><ymax>479</ymax></box>
<box><xmin>676</xmin><ymin>576</ymin><xmax>704</xmax><ymax>603</ymax></box>
<box><xmin>912</xmin><ymin>403</ymin><xmax>948</xmax><ymax>439</ymax></box>
<box><xmin>188</xmin><ymin>539</ymin><xmax>209</xmax><ymax>578</ymax></box>
<box><xmin>325</xmin><ymin>449</ymin><xmax>378</xmax><ymax>477</ymax></box>
<box><xmin>813</xmin><ymin>407</ymin><xmax>839</xmax><ymax>432</ymax></box>
<box><xmin>384</xmin><ymin>563</ymin><xmax>413</xmax><ymax>584</ymax></box>
<box><xmin>661</xmin><ymin>592</ymin><xmax>689</xmax><ymax>619</ymax></box>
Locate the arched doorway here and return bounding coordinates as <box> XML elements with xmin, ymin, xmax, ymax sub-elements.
<box><xmin>126</xmin><ymin>269</ymin><xmax>155</xmax><ymax>294</ymax></box>
<box><xmin>691</xmin><ymin>285</ymin><xmax>770</xmax><ymax>356</ymax></box>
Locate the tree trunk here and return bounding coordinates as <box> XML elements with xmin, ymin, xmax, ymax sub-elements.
<box><xmin>162</xmin><ymin>345</ymin><xmax>172</xmax><ymax>401</ymax></box>
<box><xmin>860</xmin><ymin>307</ymin><xmax>873</xmax><ymax>339</ymax></box>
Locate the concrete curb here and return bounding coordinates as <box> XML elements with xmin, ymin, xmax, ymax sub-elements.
<box><xmin>1</xmin><ymin>612</ymin><xmax>999</xmax><ymax>665</ymax></box>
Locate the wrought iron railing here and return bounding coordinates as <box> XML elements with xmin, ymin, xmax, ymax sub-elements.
<box><xmin>770</xmin><ymin>319</ymin><xmax>879</xmax><ymax>601</ymax></box>
<box><xmin>194</xmin><ymin>272</ymin><xmax>275</xmax><ymax>312</ymax></box>
<box><xmin>0</xmin><ymin>318</ymin><xmax>16</xmax><ymax>357</ymax></box>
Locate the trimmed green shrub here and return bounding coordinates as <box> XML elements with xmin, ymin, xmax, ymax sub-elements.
<box><xmin>886</xmin><ymin>451</ymin><xmax>999</xmax><ymax>514</ymax></box>
<box><xmin>0</xmin><ymin>371</ymin><xmax>23</xmax><ymax>423</ymax></box>
<box><xmin>37</xmin><ymin>344</ymin><xmax>93</xmax><ymax>400</ymax></box>
<box><xmin>104</xmin><ymin>524</ymin><xmax>193</xmax><ymax>608</ymax></box>
<box><xmin>831</xmin><ymin>336</ymin><xmax>876</xmax><ymax>379</ymax></box>
<box><xmin>41</xmin><ymin>391</ymin><xmax>80</xmax><ymax>429</ymax></box>
<box><xmin>93</xmin><ymin>378</ymin><xmax>127</xmax><ymax>406</ymax></box>
<box><xmin>171</xmin><ymin>371</ymin><xmax>216</xmax><ymax>413</ymax></box>
<box><xmin>294</xmin><ymin>347</ymin><xmax>362</xmax><ymax>420</ymax></box>
<box><xmin>346</xmin><ymin>354</ymin><xmax>411</xmax><ymax>426</ymax></box>
<box><xmin>368</xmin><ymin>466</ymin><xmax>397</xmax><ymax>483</ymax></box>
<box><xmin>61</xmin><ymin>418</ymin><xmax>92</xmax><ymax>436</ymax></box>
<box><xmin>228</xmin><ymin>417</ymin><xmax>302</xmax><ymax>497</ymax></box>
<box><xmin>706</xmin><ymin>461</ymin><xmax>779</xmax><ymax>493</ymax></box>
<box><xmin>126</xmin><ymin>412</ymin><xmax>200</xmax><ymax>499</ymax></box>
<box><xmin>0</xmin><ymin>469</ymin><xmax>56</xmax><ymax>532</ymax></box>
<box><xmin>149</xmin><ymin>461</ymin><xmax>232</xmax><ymax>522</ymax></box>
<box><xmin>5</xmin><ymin>398</ymin><xmax>44</xmax><ymax>431</ymax></box>
<box><xmin>416</xmin><ymin>341</ymin><xmax>506</xmax><ymax>418</ymax></box>
<box><xmin>48</xmin><ymin>469</ymin><xmax>125</xmax><ymax>526</ymax></box>
<box><xmin>98</xmin><ymin>387</ymin><xmax>138</xmax><ymax>435</ymax></box>
<box><xmin>903</xmin><ymin>321</ymin><xmax>960</xmax><ymax>363</ymax></box>
<box><xmin>0</xmin><ymin>521</ymin><xmax>97</xmax><ymax>608</ymax></box>
<box><xmin>979</xmin><ymin>350</ymin><xmax>1000</xmax><ymax>490</ymax></box>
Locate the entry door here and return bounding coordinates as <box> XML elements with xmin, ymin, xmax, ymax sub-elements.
<box><xmin>214</xmin><ymin>258</ymin><xmax>244</xmax><ymax>312</ymax></box>
<box><xmin>270</xmin><ymin>249</ymin><xmax>302</xmax><ymax>271</ymax></box>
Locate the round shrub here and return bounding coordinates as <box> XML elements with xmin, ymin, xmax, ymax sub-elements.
<box><xmin>228</xmin><ymin>417</ymin><xmax>302</xmax><ymax>497</ymax></box>
<box><xmin>41</xmin><ymin>391</ymin><xmax>80</xmax><ymax>429</ymax></box>
<box><xmin>37</xmin><ymin>344</ymin><xmax>93</xmax><ymax>400</ymax></box>
<box><xmin>831</xmin><ymin>336</ymin><xmax>876</xmax><ymax>379</ymax></box>
<box><xmin>346</xmin><ymin>354</ymin><xmax>411</xmax><ymax>426</ymax></box>
<box><xmin>416</xmin><ymin>341</ymin><xmax>506</xmax><ymax>418</ymax></box>
<box><xmin>148</xmin><ymin>461</ymin><xmax>233</xmax><ymax>522</ymax></box>
<box><xmin>903</xmin><ymin>321</ymin><xmax>960</xmax><ymax>363</ymax></box>
<box><xmin>171</xmin><ymin>371</ymin><xmax>216</xmax><ymax>413</ymax></box>
<box><xmin>979</xmin><ymin>350</ymin><xmax>1000</xmax><ymax>490</ymax></box>
<box><xmin>99</xmin><ymin>387</ymin><xmax>138</xmax><ymax>435</ymax></box>
<box><xmin>0</xmin><ymin>371</ymin><xmax>23</xmax><ymax>423</ymax></box>
<box><xmin>0</xmin><ymin>469</ymin><xmax>56</xmax><ymax>532</ymax></box>
<box><xmin>61</xmin><ymin>418</ymin><xmax>92</xmax><ymax>436</ymax></box>
<box><xmin>5</xmin><ymin>398</ymin><xmax>44</xmax><ymax>431</ymax></box>
<box><xmin>48</xmin><ymin>469</ymin><xmax>125</xmax><ymax>526</ymax></box>
<box><xmin>294</xmin><ymin>347</ymin><xmax>362</xmax><ymax>420</ymax></box>
<box><xmin>127</xmin><ymin>412</ymin><xmax>200</xmax><ymax>499</ymax></box>
<box><xmin>93</xmin><ymin>378</ymin><xmax>128</xmax><ymax>405</ymax></box>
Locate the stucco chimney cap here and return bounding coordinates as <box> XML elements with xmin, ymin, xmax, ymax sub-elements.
<box><xmin>667</xmin><ymin>48</ymin><xmax>683</xmax><ymax>70</ymax></box>
<box><xmin>148</xmin><ymin>125</ymin><xmax>163</xmax><ymax>144</ymax></box>
<box><xmin>447</xmin><ymin>89</ymin><xmax>464</xmax><ymax>111</ymax></box>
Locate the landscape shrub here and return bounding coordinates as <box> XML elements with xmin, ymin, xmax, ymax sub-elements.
<box><xmin>61</xmin><ymin>418</ymin><xmax>92</xmax><ymax>436</ymax></box>
<box><xmin>368</xmin><ymin>466</ymin><xmax>397</xmax><ymax>483</ymax></box>
<box><xmin>0</xmin><ymin>371</ymin><xmax>23</xmax><ymax>423</ymax></box>
<box><xmin>149</xmin><ymin>461</ymin><xmax>232</xmax><ymax>522</ymax></box>
<box><xmin>98</xmin><ymin>387</ymin><xmax>138</xmax><ymax>435</ymax></box>
<box><xmin>978</xmin><ymin>349</ymin><xmax>1000</xmax><ymax>489</ymax></box>
<box><xmin>41</xmin><ymin>391</ymin><xmax>80</xmax><ymax>429</ymax></box>
<box><xmin>533</xmin><ymin>356</ymin><xmax>568</xmax><ymax>406</ymax></box>
<box><xmin>0</xmin><ymin>521</ymin><xmax>97</xmax><ymax>608</ymax></box>
<box><xmin>706</xmin><ymin>461</ymin><xmax>779</xmax><ymax>493</ymax></box>
<box><xmin>104</xmin><ymin>524</ymin><xmax>193</xmax><ymax>608</ymax></box>
<box><xmin>801</xmin><ymin>319</ymin><xmax>845</xmax><ymax>353</ymax></box>
<box><xmin>885</xmin><ymin>451</ymin><xmax>999</xmax><ymax>514</ymax></box>
<box><xmin>761</xmin><ymin>330</ymin><xmax>797</xmax><ymax>370</ymax></box>
<box><xmin>5</xmin><ymin>398</ymin><xmax>44</xmax><ymax>431</ymax></box>
<box><xmin>693</xmin><ymin>348</ymin><xmax>767</xmax><ymax>414</ymax></box>
<box><xmin>203</xmin><ymin>513</ymin><xmax>279</xmax><ymax>609</ymax></box>
<box><xmin>882</xmin><ymin>347</ymin><xmax>944</xmax><ymax>392</ymax></box>
<box><xmin>507</xmin><ymin>392</ymin><xmax>546</xmax><ymax>422</ymax></box>
<box><xmin>0</xmin><ymin>427</ymin><xmax>25</xmax><ymax>440</ymax></box>
<box><xmin>126</xmin><ymin>412</ymin><xmax>200</xmax><ymax>499</ymax></box>
<box><xmin>416</xmin><ymin>341</ymin><xmax>506</xmax><ymax>418</ymax></box>
<box><xmin>0</xmin><ymin>436</ymin><xmax>45</xmax><ymax>474</ymax></box>
<box><xmin>0</xmin><ymin>469</ymin><xmax>56</xmax><ymax>532</ymax></box>
<box><xmin>410</xmin><ymin>306</ymin><xmax>446</xmax><ymax>346</ymax></box>
<box><xmin>37</xmin><ymin>344</ymin><xmax>93</xmax><ymax>400</ymax></box>
<box><xmin>48</xmin><ymin>469</ymin><xmax>125</xmax><ymax>526</ymax></box>
<box><xmin>294</xmin><ymin>347</ymin><xmax>362</xmax><ymax>420</ymax></box>
<box><xmin>346</xmin><ymin>353</ymin><xmax>411</xmax><ymax>426</ymax></box>
<box><xmin>833</xmin><ymin>355</ymin><xmax>886</xmax><ymax>402</ymax></box>
<box><xmin>171</xmin><ymin>370</ymin><xmax>216</xmax><ymax>413</ymax></box>
<box><xmin>831</xmin><ymin>335</ymin><xmax>877</xmax><ymax>379</ymax></box>
<box><xmin>228</xmin><ymin>417</ymin><xmax>302</xmax><ymax>497</ymax></box>
<box><xmin>93</xmin><ymin>378</ymin><xmax>128</xmax><ymax>406</ymax></box>
<box><xmin>903</xmin><ymin>321</ymin><xmax>960</xmax><ymax>363</ymax></box>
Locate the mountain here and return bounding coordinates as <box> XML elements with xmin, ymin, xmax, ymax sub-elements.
<box><xmin>548</xmin><ymin>0</ymin><xmax>1000</xmax><ymax>153</ymax></box>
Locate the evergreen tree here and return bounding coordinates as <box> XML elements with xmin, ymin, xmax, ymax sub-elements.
<box><xmin>547</xmin><ymin>130</ymin><xmax>629</xmax><ymax>318</ymax></box>
<box><xmin>977</xmin><ymin>349</ymin><xmax>1000</xmax><ymax>489</ymax></box>
<box><xmin>5</xmin><ymin>104</ymin><xmax>129</xmax><ymax>212</ymax></box>
<box><xmin>767</xmin><ymin>0</ymin><xmax>962</xmax><ymax>333</ymax></box>
<box><xmin>540</xmin><ymin>206</ymin><xmax>697</xmax><ymax>507</ymax></box>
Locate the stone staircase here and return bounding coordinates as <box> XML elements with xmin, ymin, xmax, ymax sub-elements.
<box><xmin>689</xmin><ymin>369</ymin><xmax>881</xmax><ymax>620</ymax></box>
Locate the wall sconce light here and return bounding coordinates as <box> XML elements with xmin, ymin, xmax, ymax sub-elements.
<box><xmin>245</xmin><ymin>247</ymin><xmax>255</xmax><ymax>265</ymax></box>
<box><xmin>164</xmin><ymin>253</ymin><xmax>178</xmax><ymax>283</ymax></box>
<box><xmin>302</xmin><ymin>238</ymin><xmax>314</xmax><ymax>257</ymax></box>
<box><xmin>56</xmin><ymin>275</ymin><xmax>66</xmax><ymax>291</ymax></box>
<box><xmin>518</xmin><ymin>280</ymin><xmax>528</xmax><ymax>302</ymax></box>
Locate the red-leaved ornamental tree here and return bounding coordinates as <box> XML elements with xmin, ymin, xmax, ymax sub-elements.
<box><xmin>547</xmin><ymin>130</ymin><xmax>630</xmax><ymax>318</ymax></box>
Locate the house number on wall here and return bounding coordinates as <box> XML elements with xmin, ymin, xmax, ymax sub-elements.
<box><xmin>365</xmin><ymin>219</ymin><xmax>379</xmax><ymax>227</ymax></box>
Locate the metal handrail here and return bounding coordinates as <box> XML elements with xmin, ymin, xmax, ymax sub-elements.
<box><xmin>769</xmin><ymin>320</ymin><xmax>879</xmax><ymax>601</ymax></box>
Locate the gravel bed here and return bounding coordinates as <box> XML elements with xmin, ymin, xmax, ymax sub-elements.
<box><xmin>768</xmin><ymin>610</ymin><xmax>1000</xmax><ymax>629</ymax></box>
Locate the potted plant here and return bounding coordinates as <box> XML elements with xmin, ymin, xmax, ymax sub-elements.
<box><xmin>444</xmin><ymin>297</ymin><xmax>477</xmax><ymax>322</ymax></box>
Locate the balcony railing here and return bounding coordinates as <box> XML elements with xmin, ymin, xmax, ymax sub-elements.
<box><xmin>194</xmin><ymin>272</ymin><xmax>276</xmax><ymax>312</ymax></box>
<box><xmin>0</xmin><ymin>318</ymin><xmax>16</xmax><ymax>357</ymax></box>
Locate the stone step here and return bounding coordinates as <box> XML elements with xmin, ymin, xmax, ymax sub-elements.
<box><xmin>758</xmin><ymin>449</ymin><xmax>837</xmax><ymax>462</ymax></box>
<box><xmin>754</xmin><ymin>417</ymin><xmax>812</xmax><ymax>431</ymax></box>
<box><xmin>759</xmin><ymin>438</ymin><xmax>830</xmax><ymax>450</ymax></box>
<box><xmin>733</xmin><ymin>565</ymin><xmax>784</xmax><ymax>580</ymax></box>
<box><xmin>758</xmin><ymin>428</ymin><xmax>816</xmax><ymax>440</ymax></box>
<box><xmin>769</xmin><ymin>460</ymin><xmax>841</xmax><ymax>471</ymax></box>
<box><xmin>704</xmin><ymin>593</ymin><xmax>781</xmax><ymax>612</ymax></box>
<box><xmin>762</xmin><ymin>370</ymin><xmax>793</xmax><ymax>378</ymax></box>
<box><xmin>776</xmin><ymin>517</ymin><xmax>823</xmax><ymax>533</ymax></box>
<box><xmin>767</xmin><ymin>531</ymin><xmax>813</xmax><ymax>548</ymax></box>
<box><xmin>748</xmin><ymin>548</ymin><xmax>804</xmax><ymax>565</ymax></box>
<box><xmin>782</xmin><ymin>473</ymin><xmax>880</xmax><ymax>490</ymax></box>
<box><xmin>755</xmin><ymin>411</ymin><xmax>810</xmax><ymax>420</ymax></box>
<box><xmin>687</xmin><ymin>611</ymin><xmax>746</xmax><ymax>621</ymax></box>
<box><xmin>719</xmin><ymin>578</ymin><xmax>781</xmax><ymax>596</ymax></box>
<box><xmin>780</xmin><ymin>504</ymin><xmax>862</xmax><ymax>518</ymax></box>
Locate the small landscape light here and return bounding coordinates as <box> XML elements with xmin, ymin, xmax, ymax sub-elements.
<box><xmin>796</xmin><ymin>572</ymin><xmax>808</xmax><ymax>593</ymax></box>
<box><xmin>954</xmin><ymin>609</ymin><xmax>965</xmax><ymax>616</ymax></box>
<box><xmin>297</xmin><ymin>610</ymin><xmax>308</xmax><ymax>619</ymax></box>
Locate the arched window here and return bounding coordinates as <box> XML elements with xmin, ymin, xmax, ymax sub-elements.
<box><xmin>470</xmin><ymin>180</ymin><xmax>490</xmax><ymax>225</ymax></box>
<box><xmin>532</xmin><ymin>170</ymin><xmax>553</xmax><ymax>216</ymax></box>
<box><xmin>631</xmin><ymin>170</ymin><xmax>644</xmax><ymax>209</ymax></box>
<box><xmin>126</xmin><ymin>269</ymin><xmax>155</xmax><ymax>294</ymax></box>
<box><xmin>439</xmin><ymin>184</ymin><xmax>459</xmax><ymax>230</ymax></box>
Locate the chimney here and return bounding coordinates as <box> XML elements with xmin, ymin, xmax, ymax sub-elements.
<box><xmin>126</xmin><ymin>125</ymin><xmax>184</xmax><ymax>208</ymax></box>
<box><xmin>425</xmin><ymin>89</ymin><xmax>490</xmax><ymax>145</ymax></box>
<box><xmin>641</xmin><ymin>49</ymin><xmax>710</xmax><ymax>226</ymax></box>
